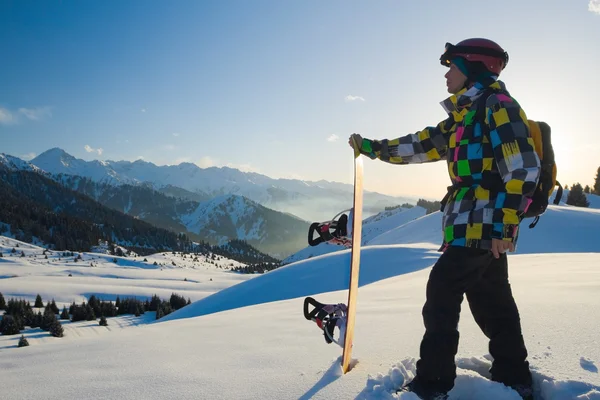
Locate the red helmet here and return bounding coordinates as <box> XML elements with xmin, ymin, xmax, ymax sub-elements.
<box><xmin>440</xmin><ymin>38</ymin><xmax>509</xmax><ymax>75</ymax></box>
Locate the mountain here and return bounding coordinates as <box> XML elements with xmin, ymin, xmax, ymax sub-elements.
<box><xmin>55</xmin><ymin>174</ymin><xmax>200</xmax><ymax>234</ymax></box>
<box><xmin>0</xmin><ymin>153</ymin><xmax>45</xmax><ymax>174</ymax></box>
<box><xmin>51</xmin><ymin>175</ymin><xmax>309</xmax><ymax>258</ymax></box>
<box><xmin>0</xmin><ymin>165</ymin><xmax>190</xmax><ymax>254</ymax></box>
<box><xmin>158</xmin><ymin>184</ymin><xmax>212</xmax><ymax>203</ymax></box>
<box><xmin>30</xmin><ymin>148</ymin><xmax>412</xmax><ymax>221</ymax></box>
<box><xmin>0</xmin><ymin>165</ymin><xmax>278</xmax><ymax>263</ymax></box>
<box><xmin>31</xmin><ymin>148</ymin><xmax>137</xmax><ymax>185</ymax></box>
<box><xmin>180</xmin><ymin>194</ymin><xmax>309</xmax><ymax>258</ymax></box>
<box><xmin>1</xmin><ymin>156</ymin><xmax>311</xmax><ymax>257</ymax></box>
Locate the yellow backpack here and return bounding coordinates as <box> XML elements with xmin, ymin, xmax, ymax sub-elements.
<box><xmin>523</xmin><ymin>120</ymin><xmax>562</xmax><ymax>227</ymax></box>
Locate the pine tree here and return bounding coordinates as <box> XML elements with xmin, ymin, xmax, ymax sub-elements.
<box><xmin>99</xmin><ymin>315</ymin><xmax>108</xmax><ymax>327</ymax></box>
<box><xmin>49</xmin><ymin>319</ymin><xmax>64</xmax><ymax>337</ymax></box>
<box><xmin>85</xmin><ymin>303</ymin><xmax>96</xmax><ymax>321</ymax></box>
<box><xmin>50</xmin><ymin>299</ymin><xmax>59</xmax><ymax>314</ymax></box>
<box><xmin>0</xmin><ymin>315</ymin><xmax>21</xmax><ymax>335</ymax></box>
<box><xmin>584</xmin><ymin>185</ymin><xmax>591</xmax><ymax>194</ymax></box>
<box><xmin>60</xmin><ymin>306</ymin><xmax>70</xmax><ymax>320</ymax></box>
<box><xmin>0</xmin><ymin>292</ymin><xmax>6</xmax><ymax>310</ymax></box>
<box><xmin>34</xmin><ymin>294</ymin><xmax>44</xmax><ymax>308</ymax></box>
<box><xmin>30</xmin><ymin>311</ymin><xmax>43</xmax><ymax>329</ymax></box>
<box><xmin>594</xmin><ymin>166</ymin><xmax>600</xmax><ymax>195</ymax></box>
<box><xmin>69</xmin><ymin>301</ymin><xmax>76</xmax><ymax>315</ymax></box>
<box><xmin>41</xmin><ymin>307</ymin><xmax>56</xmax><ymax>331</ymax></box>
<box><xmin>18</xmin><ymin>335</ymin><xmax>29</xmax><ymax>347</ymax></box>
<box><xmin>566</xmin><ymin>183</ymin><xmax>590</xmax><ymax>207</ymax></box>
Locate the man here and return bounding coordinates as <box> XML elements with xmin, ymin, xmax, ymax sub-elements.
<box><xmin>348</xmin><ymin>38</ymin><xmax>540</xmax><ymax>400</ymax></box>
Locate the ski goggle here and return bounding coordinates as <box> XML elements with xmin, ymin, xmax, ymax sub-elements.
<box><xmin>440</xmin><ymin>42</ymin><xmax>509</xmax><ymax>67</ymax></box>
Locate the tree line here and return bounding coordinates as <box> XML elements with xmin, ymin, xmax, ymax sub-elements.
<box><xmin>564</xmin><ymin>166</ymin><xmax>600</xmax><ymax>208</ymax></box>
<box><xmin>0</xmin><ymin>292</ymin><xmax>193</xmax><ymax>343</ymax></box>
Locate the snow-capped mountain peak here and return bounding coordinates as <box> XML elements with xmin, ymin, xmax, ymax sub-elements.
<box><xmin>0</xmin><ymin>153</ymin><xmax>45</xmax><ymax>173</ymax></box>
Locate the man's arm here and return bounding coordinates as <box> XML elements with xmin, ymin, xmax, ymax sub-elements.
<box><xmin>486</xmin><ymin>93</ymin><xmax>541</xmax><ymax>242</ymax></box>
<box><xmin>353</xmin><ymin>117</ymin><xmax>454</xmax><ymax>164</ymax></box>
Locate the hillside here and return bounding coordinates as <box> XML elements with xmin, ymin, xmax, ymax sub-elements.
<box><xmin>0</xmin><ymin>235</ymin><xmax>255</xmax><ymax>307</ymax></box>
<box><xmin>0</xmin><ymin>167</ymin><xmax>190</xmax><ymax>254</ymax></box>
<box><xmin>1</xmin><ymin>203</ymin><xmax>599</xmax><ymax>400</ymax></box>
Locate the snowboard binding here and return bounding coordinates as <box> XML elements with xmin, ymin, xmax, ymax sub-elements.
<box><xmin>303</xmin><ymin>297</ymin><xmax>348</xmax><ymax>347</ymax></box>
<box><xmin>307</xmin><ymin>209</ymin><xmax>353</xmax><ymax>248</ymax></box>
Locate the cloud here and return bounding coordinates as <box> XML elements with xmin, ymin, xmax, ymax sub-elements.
<box><xmin>327</xmin><ymin>134</ymin><xmax>339</xmax><ymax>142</ymax></box>
<box><xmin>18</xmin><ymin>106</ymin><xmax>52</xmax><ymax>121</ymax></box>
<box><xmin>165</xmin><ymin>144</ymin><xmax>177</xmax><ymax>151</ymax></box>
<box><xmin>141</xmin><ymin>108</ymin><xmax>146</xmax><ymax>113</ymax></box>
<box><xmin>590</xmin><ymin>0</ymin><xmax>600</xmax><ymax>14</ymax></box>
<box><xmin>172</xmin><ymin>133</ymin><xmax>180</xmax><ymax>137</ymax></box>
<box><xmin>345</xmin><ymin>95</ymin><xmax>365</xmax><ymax>102</ymax></box>
<box><xmin>84</xmin><ymin>145</ymin><xmax>104</xmax><ymax>155</ymax></box>
<box><xmin>20</xmin><ymin>152</ymin><xmax>36</xmax><ymax>161</ymax></box>
<box><xmin>0</xmin><ymin>107</ymin><xmax>15</xmax><ymax>124</ymax></box>
<box><xmin>196</xmin><ymin>156</ymin><xmax>216</xmax><ymax>168</ymax></box>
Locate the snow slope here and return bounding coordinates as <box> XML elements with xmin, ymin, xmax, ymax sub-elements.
<box><xmin>1</xmin><ymin>204</ymin><xmax>599</xmax><ymax>400</ymax></box>
<box><xmin>369</xmin><ymin>205</ymin><xmax>600</xmax><ymax>255</ymax></box>
<box><xmin>0</xmin><ymin>236</ymin><xmax>254</xmax><ymax>307</ymax></box>
<box><xmin>283</xmin><ymin>206</ymin><xmax>427</xmax><ymax>265</ymax></box>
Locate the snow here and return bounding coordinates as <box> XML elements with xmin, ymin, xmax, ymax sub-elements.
<box><xmin>1</xmin><ymin>202</ymin><xmax>600</xmax><ymax>400</ymax></box>
<box><xmin>0</xmin><ymin>236</ymin><xmax>253</xmax><ymax>307</ymax></box>
<box><xmin>0</xmin><ymin>153</ymin><xmax>45</xmax><ymax>173</ymax></box>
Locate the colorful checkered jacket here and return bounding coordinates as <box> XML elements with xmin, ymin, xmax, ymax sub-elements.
<box><xmin>357</xmin><ymin>79</ymin><xmax>541</xmax><ymax>251</ymax></box>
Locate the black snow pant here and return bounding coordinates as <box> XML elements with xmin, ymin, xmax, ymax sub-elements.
<box><xmin>415</xmin><ymin>246</ymin><xmax>532</xmax><ymax>393</ymax></box>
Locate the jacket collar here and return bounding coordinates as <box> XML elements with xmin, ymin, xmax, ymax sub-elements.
<box><xmin>440</xmin><ymin>78</ymin><xmax>506</xmax><ymax>121</ymax></box>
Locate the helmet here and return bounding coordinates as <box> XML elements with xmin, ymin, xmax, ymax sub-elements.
<box><xmin>440</xmin><ymin>38</ymin><xmax>509</xmax><ymax>75</ymax></box>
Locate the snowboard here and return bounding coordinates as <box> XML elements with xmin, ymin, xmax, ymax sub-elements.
<box><xmin>341</xmin><ymin>141</ymin><xmax>364</xmax><ymax>374</ymax></box>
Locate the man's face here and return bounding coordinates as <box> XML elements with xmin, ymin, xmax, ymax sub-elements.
<box><xmin>444</xmin><ymin>63</ymin><xmax>468</xmax><ymax>94</ymax></box>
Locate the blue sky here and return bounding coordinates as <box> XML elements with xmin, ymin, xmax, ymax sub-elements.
<box><xmin>1</xmin><ymin>0</ymin><xmax>599</xmax><ymax>200</ymax></box>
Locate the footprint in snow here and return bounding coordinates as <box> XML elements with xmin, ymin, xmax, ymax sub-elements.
<box><xmin>580</xmin><ymin>357</ymin><xmax>598</xmax><ymax>373</ymax></box>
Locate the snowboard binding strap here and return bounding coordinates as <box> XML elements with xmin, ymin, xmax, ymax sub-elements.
<box><xmin>303</xmin><ymin>297</ymin><xmax>348</xmax><ymax>346</ymax></box>
<box><xmin>308</xmin><ymin>209</ymin><xmax>352</xmax><ymax>248</ymax></box>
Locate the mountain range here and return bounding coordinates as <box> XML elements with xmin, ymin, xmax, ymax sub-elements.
<box><xmin>30</xmin><ymin>148</ymin><xmax>411</xmax><ymax>221</ymax></box>
<box><xmin>1</xmin><ymin>149</ymin><xmax>412</xmax><ymax>257</ymax></box>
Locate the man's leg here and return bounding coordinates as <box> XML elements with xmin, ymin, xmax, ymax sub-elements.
<box><xmin>465</xmin><ymin>253</ymin><xmax>532</xmax><ymax>388</ymax></box>
<box><xmin>415</xmin><ymin>246</ymin><xmax>490</xmax><ymax>393</ymax></box>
